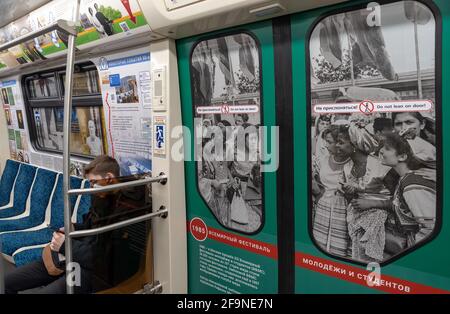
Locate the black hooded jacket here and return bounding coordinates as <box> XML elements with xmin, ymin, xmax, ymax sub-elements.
<box><xmin>53</xmin><ymin>185</ymin><xmax>150</xmax><ymax>279</ymax></box>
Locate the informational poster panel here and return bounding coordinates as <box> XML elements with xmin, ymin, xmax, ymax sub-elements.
<box><xmin>95</xmin><ymin>49</ymin><xmax>152</xmax><ymax>175</ymax></box>
<box><xmin>1</xmin><ymin>79</ymin><xmax>31</xmax><ymax>164</ymax></box>
<box><xmin>1</xmin><ymin>77</ymin><xmax>90</xmax><ymax>177</ymax></box>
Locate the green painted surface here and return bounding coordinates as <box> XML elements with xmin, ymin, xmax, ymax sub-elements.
<box><xmin>292</xmin><ymin>0</ymin><xmax>450</xmax><ymax>293</ymax></box>
<box><xmin>177</xmin><ymin>20</ymin><xmax>279</xmax><ymax>293</ymax></box>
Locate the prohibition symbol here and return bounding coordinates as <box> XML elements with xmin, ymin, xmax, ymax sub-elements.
<box><xmin>359</xmin><ymin>100</ymin><xmax>374</xmax><ymax>115</ymax></box>
<box><xmin>221</xmin><ymin>104</ymin><xmax>230</xmax><ymax>114</ymax></box>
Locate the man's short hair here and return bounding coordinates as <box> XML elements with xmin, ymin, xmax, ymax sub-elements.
<box><xmin>373</xmin><ymin>117</ymin><xmax>393</xmax><ymax>133</ymax></box>
<box><xmin>84</xmin><ymin>155</ymin><xmax>120</xmax><ymax>177</ymax></box>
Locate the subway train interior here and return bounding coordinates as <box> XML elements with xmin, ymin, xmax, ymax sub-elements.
<box><xmin>0</xmin><ymin>0</ymin><xmax>448</xmax><ymax>294</ymax></box>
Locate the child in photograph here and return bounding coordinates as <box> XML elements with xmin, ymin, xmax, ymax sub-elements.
<box><xmin>373</xmin><ymin>118</ymin><xmax>393</xmax><ymax>147</ymax></box>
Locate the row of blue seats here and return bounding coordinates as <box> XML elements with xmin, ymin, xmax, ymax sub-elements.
<box><xmin>0</xmin><ymin>160</ymin><xmax>91</xmax><ymax>266</ymax></box>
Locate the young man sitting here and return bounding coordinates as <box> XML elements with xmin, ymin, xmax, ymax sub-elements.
<box><xmin>4</xmin><ymin>155</ymin><xmax>148</xmax><ymax>294</ymax></box>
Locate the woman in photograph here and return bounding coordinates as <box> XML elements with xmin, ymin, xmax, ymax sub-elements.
<box><xmin>312</xmin><ymin>115</ymin><xmax>331</xmax><ymax>157</ymax></box>
<box><xmin>200</xmin><ymin>121</ymin><xmax>232</xmax><ymax>225</ymax></box>
<box><xmin>392</xmin><ymin>112</ymin><xmax>436</xmax><ymax>168</ymax></box>
<box><xmin>312</xmin><ymin>125</ymin><xmax>351</xmax><ymax>258</ymax></box>
<box><xmin>379</xmin><ymin>133</ymin><xmax>436</xmax><ymax>251</ymax></box>
<box><xmin>351</xmin><ymin>133</ymin><xmax>436</xmax><ymax>258</ymax></box>
<box><xmin>227</xmin><ymin>124</ymin><xmax>260</xmax><ymax>225</ymax></box>
<box><xmin>339</xmin><ymin>124</ymin><xmax>392</xmax><ymax>262</ymax></box>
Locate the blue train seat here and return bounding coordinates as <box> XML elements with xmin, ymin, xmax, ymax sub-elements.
<box><xmin>0</xmin><ymin>160</ymin><xmax>21</xmax><ymax>208</ymax></box>
<box><xmin>9</xmin><ymin>179</ymin><xmax>92</xmax><ymax>266</ymax></box>
<box><xmin>0</xmin><ymin>168</ymin><xmax>57</xmax><ymax>232</ymax></box>
<box><xmin>0</xmin><ymin>175</ymin><xmax>83</xmax><ymax>256</ymax></box>
<box><xmin>12</xmin><ymin>244</ymin><xmax>48</xmax><ymax>267</ymax></box>
<box><xmin>0</xmin><ymin>163</ymin><xmax>37</xmax><ymax>218</ymax></box>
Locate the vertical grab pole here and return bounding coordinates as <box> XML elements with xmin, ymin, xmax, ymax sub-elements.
<box><xmin>63</xmin><ymin>0</ymin><xmax>81</xmax><ymax>295</ymax></box>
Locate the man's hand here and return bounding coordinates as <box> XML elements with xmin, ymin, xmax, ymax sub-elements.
<box><xmin>50</xmin><ymin>231</ymin><xmax>65</xmax><ymax>252</ymax></box>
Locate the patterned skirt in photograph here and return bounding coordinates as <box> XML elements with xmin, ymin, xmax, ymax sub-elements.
<box><xmin>312</xmin><ymin>191</ymin><xmax>350</xmax><ymax>258</ymax></box>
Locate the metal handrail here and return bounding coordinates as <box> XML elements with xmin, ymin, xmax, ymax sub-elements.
<box><xmin>0</xmin><ymin>20</ymin><xmax>77</xmax><ymax>52</ymax></box>
<box><xmin>68</xmin><ymin>174</ymin><xmax>167</xmax><ymax>196</ymax></box>
<box><xmin>69</xmin><ymin>208</ymin><xmax>168</xmax><ymax>238</ymax></box>
<box><xmin>62</xmin><ymin>1</ymin><xmax>81</xmax><ymax>295</ymax></box>
<box><xmin>0</xmin><ymin>14</ymin><xmax>80</xmax><ymax>295</ymax></box>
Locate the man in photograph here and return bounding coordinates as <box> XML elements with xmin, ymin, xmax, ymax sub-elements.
<box><xmin>93</xmin><ymin>3</ymin><xmax>113</xmax><ymax>36</ymax></box>
<box><xmin>5</xmin><ymin>108</ymin><xmax>11</xmax><ymax>126</ymax></box>
<box><xmin>86</xmin><ymin>120</ymin><xmax>103</xmax><ymax>156</ymax></box>
<box><xmin>1</xmin><ymin>88</ymin><xmax>8</xmax><ymax>104</ymax></box>
<box><xmin>16</xmin><ymin>110</ymin><xmax>24</xmax><ymax>129</ymax></box>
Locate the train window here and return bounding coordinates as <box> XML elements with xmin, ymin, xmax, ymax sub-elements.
<box><xmin>25</xmin><ymin>74</ymin><xmax>58</xmax><ymax>98</ymax></box>
<box><xmin>308</xmin><ymin>1</ymin><xmax>439</xmax><ymax>264</ymax></box>
<box><xmin>191</xmin><ymin>33</ymin><xmax>263</xmax><ymax>234</ymax></box>
<box><xmin>32</xmin><ymin>106</ymin><xmax>105</xmax><ymax>156</ymax></box>
<box><xmin>24</xmin><ymin>62</ymin><xmax>107</xmax><ymax>158</ymax></box>
<box><xmin>61</xmin><ymin>69</ymin><xmax>101</xmax><ymax>96</ymax></box>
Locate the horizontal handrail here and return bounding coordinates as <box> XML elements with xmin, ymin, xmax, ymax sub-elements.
<box><xmin>69</xmin><ymin>208</ymin><xmax>168</xmax><ymax>238</ymax></box>
<box><xmin>0</xmin><ymin>20</ymin><xmax>77</xmax><ymax>51</ymax></box>
<box><xmin>68</xmin><ymin>174</ymin><xmax>167</xmax><ymax>195</ymax></box>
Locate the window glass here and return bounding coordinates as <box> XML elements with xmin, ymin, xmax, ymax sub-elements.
<box><xmin>191</xmin><ymin>33</ymin><xmax>263</xmax><ymax>234</ymax></box>
<box><xmin>26</xmin><ymin>76</ymin><xmax>58</xmax><ymax>98</ymax></box>
<box><xmin>309</xmin><ymin>1</ymin><xmax>438</xmax><ymax>263</ymax></box>
<box><xmin>33</xmin><ymin>106</ymin><xmax>105</xmax><ymax>157</ymax></box>
<box><xmin>62</xmin><ymin>69</ymin><xmax>101</xmax><ymax>96</ymax></box>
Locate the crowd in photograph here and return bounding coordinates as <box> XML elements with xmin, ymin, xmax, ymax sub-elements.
<box><xmin>198</xmin><ymin>113</ymin><xmax>263</xmax><ymax>233</ymax></box>
<box><xmin>311</xmin><ymin>111</ymin><xmax>436</xmax><ymax>263</ymax></box>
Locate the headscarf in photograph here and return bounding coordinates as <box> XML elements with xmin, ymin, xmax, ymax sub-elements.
<box><xmin>348</xmin><ymin>123</ymin><xmax>379</xmax><ymax>154</ymax></box>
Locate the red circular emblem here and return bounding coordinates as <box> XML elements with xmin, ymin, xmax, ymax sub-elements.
<box><xmin>221</xmin><ymin>105</ymin><xmax>230</xmax><ymax>114</ymax></box>
<box><xmin>359</xmin><ymin>100</ymin><xmax>374</xmax><ymax>115</ymax></box>
<box><xmin>190</xmin><ymin>217</ymin><xmax>208</xmax><ymax>242</ymax></box>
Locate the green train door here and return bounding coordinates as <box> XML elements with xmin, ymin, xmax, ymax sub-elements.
<box><xmin>292</xmin><ymin>0</ymin><xmax>450</xmax><ymax>293</ymax></box>
<box><xmin>177</xmin><ymin>20</ymin><xmax>285</xmax><ymax>293</ymax></box>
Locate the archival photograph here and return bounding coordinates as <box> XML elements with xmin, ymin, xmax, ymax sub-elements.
<box><xmin>33</xmin><ymin>107</ymin><xmax>105</xmax><ymax>157</ymax></box>
<box><xmin>115</xmin><ymin>75</ymin><xmax>139</xmax><ymax>104</ymax></box>
<box><xmin>191</xmin><ymin>33</ymin><xmax>263</xmax><ymax>233</ymax></box>
<box><xmin>309</xmin><ymin>1</ymin><xmax>437</xmax><ymax>263</ymax></box>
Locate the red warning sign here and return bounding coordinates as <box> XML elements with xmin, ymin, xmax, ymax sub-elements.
<box><xmin>221</xmin><ymin>104</ymin><xmax>230</xmax><ymax>114</ymax></box>
<box><xmin>359</xmin><ymin>100</ymin><xmax>374</xmax><ymax>115</ymax></box>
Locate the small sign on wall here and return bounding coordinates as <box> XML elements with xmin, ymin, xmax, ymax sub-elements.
<box><xmin>153</xmin><ymin>115</ymin><xmax>167</xmax><ymax>157</ymax></box>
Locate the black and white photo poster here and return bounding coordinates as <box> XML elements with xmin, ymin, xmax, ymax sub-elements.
<box><xmin>191</xmin><ymin>33</ymin><xmax>263</xmax><ymax>234</ymax></box>
<box><xmin>309</xmin><ymin>1</ymin><xmax>438</xmax><ymax>264</ymax></box>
